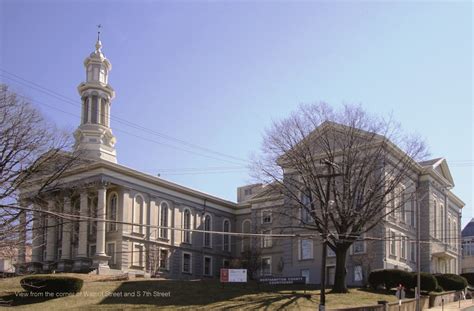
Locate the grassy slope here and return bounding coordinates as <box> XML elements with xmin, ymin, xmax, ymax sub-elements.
<box><xmin>0</xmin><ymin>274</ymin><xmax>397</xmax><ymax>310</ymax></box>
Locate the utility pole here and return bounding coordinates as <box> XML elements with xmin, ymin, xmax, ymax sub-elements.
<box><xmin>416</xmin><ymin>191</ymin><xmax>421</xmax><ymax>311</ymax></box>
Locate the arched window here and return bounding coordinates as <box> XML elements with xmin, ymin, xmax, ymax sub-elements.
<box><xmin>183</xmin><ymin>209</ymin><xmax>191</xmax><ymax>243</ymax></box>
<box><xmin>108</xmin><ymin>193</ymin><xmax>117</xmax><ymax>231</ymax></box>
<box><xmin>160</xmin><ymin>202</ymin><xmax>169</xmax><ymax>239</ymax></box>
<box><xmin>242</xmin><ymin>220</ymin><xmax>251</xmax><ymax>251</ymax></box>
<box><xmin>433</xmin><ymin>200</ymin><xmax>437</xmax><ymax>238</ymax></box>
<box><xmin>133</xmin><ymin>195</ymin><xmax>144</xmax><ymax>234</ymax></box>
<box><xmin>204</xmin><ymin>214</ymin><xmax>212</xmax><ymax>247</ymax></box>
<box><xmin>82</xmin><ymin>97</ymin><xmax>89</xmax><ymax>124</ymax></box>
<box><xmin>223</xmin><ymin>219</ymin><xmax>230</xmax><ymax>252</ymax></box>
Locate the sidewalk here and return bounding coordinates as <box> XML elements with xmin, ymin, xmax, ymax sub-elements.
<box><xmin>428</xmin><ymin>299</ymin><xmax>474</xmax><ymax>310</ymax></box>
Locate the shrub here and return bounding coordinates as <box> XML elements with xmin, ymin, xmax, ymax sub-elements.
<box><xmin>368</xmin><ymin>270</ymin><xmax>385</xmax><ymax>289</ymax></box>
<box><xmin>368</xmin><ymin>269</ymin><xmax>414</xmax><ymax>290</ymax></box>
<box><xmin>461</xmin><ymin>273</ymin><xmax>474</xmax><ymax>286</ymax></box>
<box><xmin>435</xmin><ymin>274</ymin><xmax>468</xmax><ymax>291</ymax></box>
<box><xmin>412</xmin><ymin>272</ymin><xmax>438</xmax><ymax>292</ymax></box>
<box><xmin>383</xmin><ymin>269</ymin><xmax>414</xmax><ymax>290</ymax></box>
<box><xmin>20</xmin><ymin>275</ymin><xmax>83</xmax><ymax>294</ymax></box>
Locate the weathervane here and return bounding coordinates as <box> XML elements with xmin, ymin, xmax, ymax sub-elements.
<box><xmin>97</xmin><ymin>24</ymin><xmax>102</xmax><ymax>41</ymax></box>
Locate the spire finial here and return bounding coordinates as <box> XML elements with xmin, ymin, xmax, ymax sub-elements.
<box><xmin>95</xmin><ymin>24</ymin><xmax>102</xmax><ymax>51</ymax></box>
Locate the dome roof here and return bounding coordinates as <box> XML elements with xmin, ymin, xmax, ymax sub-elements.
<box><xmin>462</xmin><ymin>218</ymin><xmax>474</xmax><ymax>237</ymax></box>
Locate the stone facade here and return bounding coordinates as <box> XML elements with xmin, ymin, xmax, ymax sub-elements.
<box><xmin>17</xmin><ymin>38</ymin><xmax>464</xmax><ymax>286</ymax></box>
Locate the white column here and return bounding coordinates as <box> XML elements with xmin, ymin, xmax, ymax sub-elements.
<box><xmin>77</xmin><ymin>192</ymin><xmax>88</xmax><ymax>257</ymax></box>
<box><xmin>95</xmin><ymin>186</ymin><xmax>107</xmax><ymax>256</ymax></box>
<box><xmin>31</xmin><ymin>207</ymin><xmax>43</xmax><ymax>262</ymax></box>
<box><xmin>61</xmin><ymin>197</ymin><xmax>72</xmax><ymax>260</ymax></box>
<box><xmin>46</xmin><ymin>200</ymin><xmax>57</xmax><ymax>262</ymax></box>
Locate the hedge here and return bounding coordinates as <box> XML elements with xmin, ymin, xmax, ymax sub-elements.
<box><xmin>20</xmin><ymin>275</ymin><xmax>83</xmax><ymax>294</ymax></box>
<box><xmin>461</xmin><ymin>273</ymin><xmax>474</xmax><ymax>286</ymax></box>
<box><xmin>413</xmin><ymin>272</ymin><xmax>438</xmax><ymax>292</ymax></box>
<box><xmin>435</xmin><ymin>274</ymin><xmax>468</xmax><ymax>291</ymax></box>
<box><xmin>368</xmin><ymin>269</ymin><xmax>438</xmax><ymax>292</ymax></box>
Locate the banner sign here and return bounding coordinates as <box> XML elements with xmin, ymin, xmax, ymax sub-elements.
<box><xmin>258</xmin><ymin>276</ymin><xmax>306</xmax><ymax>285</ymax></box>
<box><xmin>220</xmin><ymin>269</ymin><xmax>247</xmax><ymax>283</ymax></box>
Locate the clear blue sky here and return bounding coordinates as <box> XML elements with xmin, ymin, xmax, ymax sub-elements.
<box><xmin>1</xmin><ymin>1</ymin><xmax>472</xmax><ymax>227</ymax></box>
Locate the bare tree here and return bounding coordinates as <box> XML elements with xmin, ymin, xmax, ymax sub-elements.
<box><xmin>0</xmin><ymin>84</ymin><xmax>79</xmax><ymax>266</ymax></box>
<box><xmin>233</xmin><ymin>246</ymin><xmax>263</xmax><ymax>280</ymax></box>
<box><xmin>253</xmin><ymin>103</ymin><xmax>427</xmax><ymax>293</ymax></box>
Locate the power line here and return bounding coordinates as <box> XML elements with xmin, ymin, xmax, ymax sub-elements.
<box><xmin>0</xmin><ymin>69</ymin><xmax>249</xmax><ymax>165</ymax></box>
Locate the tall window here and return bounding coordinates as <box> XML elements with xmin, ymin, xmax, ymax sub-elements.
<box><xmin>107</xmin><ymin>243</ymin><xmax>116</xmax><ymax>266</ymax></box>
<box><xmin>159</xmin><ymin>249</ymin><xmax>168</xmax><ymax>269</ymax></box>
<box><xmin>133</xmin><ymin>196</ymin><xmax>144</xmax><ymax>234</ymax></box>
<box><xmin>82</xmin><ymin>97</ymin><xmax>89</xmax><ymax>124</ymax></box>
<box><xmin>389</xmin><ymin>231</ymin><xmax>396</xmax><ymax>256</ymax></box>
<box><xmin>133</xmin><ymin>244</ymin><xmax>144</xmax><ymax>267</ymax></box>
<box><xmin>160</xmin><ymin>202</ymin><xmax>168</xmax><ymax>239</ymax></box>
<box><xmin>223</xmin><ymin>220</ymin><xmax>230</xmax><ymax>252</ymax></box>
<box><xmin>89</xmin><ymin>197</ymin><xmax>98</xmax><ymax>236</ymax></box>
<box><xmin>261</xmin><ymin>257</ymin><xmax>271</xmax><ymax>276</ymax></box>
<box><xmin>401</xmin><ymin>235</ymin><xmax>407</xmax><ymax>259</ymax></box>
<box><xmin>91</xmin><ymin>95</ymin><xmax>98</xmax><ymax>124</ymax></box>
<box><xmin>182</xmin><ymin>253</ymin><xmax>192</xmax><ymax>273</ymax></box>
<box><xmin>242</xmin><ymin>220</ymin><xmax>251</xmax><ymax>251</ymax></box>
<box><xmin>204</xmin><ymin>215</ymin><xmax>211</xmax><ymax>247</ymax></box>
<box><xmin>183</xmin><ymin>209</ymin><xmax>191</xmax><ymax>243</ymax></box>
<box><xmin>108</xmin><ymin>194</ymin><xmax>117</xmax><ymax>232</ymax></box>
<box><xmin>262</xmin><ymin>230</ymin><xmax>272</xmax><ymax>248</ymax></box>
<box><xmin>299</xmin><ymin>239</ymin><xmax>313</xmax><ymax>260</ymax></box>
<box><xmin>100</xmin><ymin>100</ymin><xmax>106</xmax><ymax>125</ymax></box>
<box><xmin>410</xmin><ymin>241</ymin><xmax>416</xmax><ymax>262</ymax></box>
<box><xmin>203</xmin><ymin>256</ymin><xmax>212</xmax><ymax>276</ymax></box>
<box><xmin>410</xmin><ymin>196</ymin><xmax>416</xmax><ymax>227</ymax></box>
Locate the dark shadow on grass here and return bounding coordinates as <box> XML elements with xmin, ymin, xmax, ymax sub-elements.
<box><xmin>0</xmin><ymin>291</ymin><xmax>63</xmax><ymax>307</ymax></box>
<box><xmin>99</xmin><ymin>280</ymin><xmax>317</xmax><ymax>309</ymax></box>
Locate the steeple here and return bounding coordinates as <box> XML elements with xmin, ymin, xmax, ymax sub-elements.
<box><xmin>74</xmin><ymin>30</ymin><xmax>117</xmax><ymax>163</ymax></box>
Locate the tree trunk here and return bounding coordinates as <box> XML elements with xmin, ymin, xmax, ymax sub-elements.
<box><xmin>331</xmin><ymin>244</ymin><xmax>351</xmax><ymax>293</ymax></box>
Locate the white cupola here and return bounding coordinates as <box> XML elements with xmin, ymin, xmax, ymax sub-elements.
<box><xmin>73</xmin><ymin>33</ymin><xmax>117</xmax><ymax>163</ymax></box>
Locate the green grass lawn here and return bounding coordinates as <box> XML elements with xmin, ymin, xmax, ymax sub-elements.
<box><xmin>0</xmin><ymin>274</ymin><xmax>398</xmax><ymax>310</ymax></box>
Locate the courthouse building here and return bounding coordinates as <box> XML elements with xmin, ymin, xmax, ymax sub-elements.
<box><xmin>17</xmin><ymin>38</ymin><xmax>464</xmax><ymax>285</ymax></box>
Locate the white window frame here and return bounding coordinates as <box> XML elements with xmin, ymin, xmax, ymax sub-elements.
<box><xmin>400</xmin><ymin>235</ymin><xmax>407</xmax><ymax>259</ymax></box>
<box><xmin>261</xmin><ymin>257</ymin><xmax>272</xmax><ymax>276</ymax></box>
<box><xmin>132</xmin><ymin>243</ymin><xmax>144</xmax><ymax>268</ymax></box>
<box><xmin>159</xmin><ymin>202</ymin><xmax>169</xmax><ymax>239</ymax></box>
<box><xmin>133</xmin><ymin>194</ymin><xmax>145</xmax><ymax>234</ymax></box>
<box><xmin>222</xmin><ymin>219</ymin><xmax>231</xmax><ymax>252</ymax></box>
<box><xmin>182</xmin><ymin>251</ymin><xmax>192</xmax><ymax>274</ymax></box>
<box><xmin>298</xmin><ymin>238</ymin><xmax>314</xmax><ymax>260</ymax></box>
<box><xmin>203</xmin><ymin>255</ymin><xmax>213</xmax><ymax>276</ymax></box>
<box><xmin>241</xmin><ymin>219</ymin><xmax>251</xmax><ymax>251</ymax></box>
<box><xmin>203</xmin><ymin>213</ymin><xmax>212</xmax><ymax>248</ymax></box>
<box><xmin>352</xmin><ymin>237</ymin><xmax>366</xmax><ymax>255</ymax></box>
<box><xmin>182</xmin><ymin>208</ymin><xmax>192</xmax><ymax>244</ymax></box>
<box><xmin>262</xmin><ymin>210</ymin><xmax>272</xmax><ymax>224</ymax></box>
<box><xmin>354</xmin><ymin>265</ymin><xmax>363</xmax><ymax>282</ymax></box>
<box><xmin>107</xmin><ymin>192</ymin><xmax>118</xmax><ymax>232</ymax></box>
<box><xmin>158</xmin><ymin>248</ymin><xmax>169</xmax><ymax>270</ymax></box>
<box><xmin>262</xmin><ymin>230</ymin><xmax>272</xmax><ymax>248</ymax></box>
<box><xmin>389</xmin><ymin>230</ymin><xmax>397</xmax><ymax>256</ymax></box>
